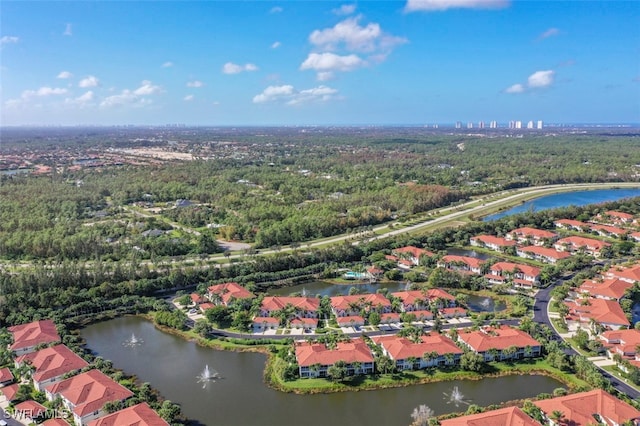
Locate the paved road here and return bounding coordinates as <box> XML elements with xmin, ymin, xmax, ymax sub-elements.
<box><xmin>533</xmin><ymin>279</ymin><xmax>640</xmax><ymax>399</ymax></box>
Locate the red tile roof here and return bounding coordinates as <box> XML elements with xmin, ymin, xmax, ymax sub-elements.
<box><xmin>16</xmin><ymin>344</ymin><xmax>89</xmax><ymax>383</ymax></box>
<box><xmin>600</xmin><ymin>329</ymin><xmax>640</xmax><ymax>356</ymax></box>
<box><xmin>518</xmin><ymin>245</ymin><xmax>571</xmax><ymax>261</ymax></box>
<box><xmin>555</xmin><ymin>219</ymin><xmax>589</xmax><ymax>229</ymax></box>
<box><xmin>577</xmin><ymin>277</ymin><xmax>633</xmax><ymax>300</ymax></box>
<box><xmin>372</xmin><ymin>334</ymin><xmax>462</xmax><ymax>360</ymax></box>
<box><xmin>605</xmin><ymin>263</ymin><xmax>640</xmax><ymax>283</ymax></box>
<box><xmin>392</xmin><ymin>289</ymin><xmax>455</xmax><ymax>305</ymax></box>
<box><xmin>590</xmin><ymin>224</ymin><xmax>629</xmax><ymax>236</ymax></box>
<box><xmin>14</xmin><ymin>400</ymin><xmax>47</xmax><ymax>418</ymax></box>
<box><xmin>295</xmin><ymin>339</ymin><xmax>374</xmax><ymax>367</ymax></box>
<box><xmin>198</xmin><ymin>302</ymin><xmax>215</xmax><ymax>311</ymax></box>
<box><xmin>252</xmin><ymin>317</ymin><xmax>279</xmax><ymax>325</ymax></box>
<box><xmin>88</xmin><ymin>402</ymin><xmax>169</xmax><ymax>426</ymax></box>
<box><xmin>556</xmin><ymin>236</ymin><xmax>610</xmax><ymax>251</ymax></box>
<box><xmin>565</xmin><ymin>298</ymin><xmax>630</xmax><ymax>327</ymax></box>
<box><xmin>605</xmin><ymin>210</ymin><xmax>634</xmax><ymax>221</ymax></box>
<box><xmin>336</xmin><ymin>315</ymin><xmax>365</xmax><ymax>326</ymax></box>
<box><xmin>0</xmin><ymin>367</ymin><xmax>14</xmax><ymax>383</ymax></box>
<box><xmin>392</xmin><ymin>246</ymin><xmax>434</xmax><ymax>258</ymax></box>
<box><xmin>440</xmin><ymin>255</ymin><xmax>484</xmax><ymax>269</ymax></box>
<box><xmin>440</xmin><ymin>406</ymin><xmax>539</xmax><ymax>426</ymax></box>
<box><xmin>509</xmin><ymin>227</ymin><xmax>557</xmax><ymax>239</ymax></box>
<box><xmin>42</xmin><ymin>419</ymin><xmax>70</xmax><ymax>426</ymax></box>
<box><xmin>46</xmin><ymin>369</ymin><xmax>133</xmax><ymax>418</ymax></box>
<box><xmin>8</xmin><ymin>319</ymin><xmax>61</xmax><ymax>352</ymax></box>
<box><xmin>207</xmin><ymin>282</ymin><xmax>254</xmax><ymax>305</ymax></box>
<box><xmin>457</xmin><ymin>325</ymin><xmax>541</xmax><ymax>352</ymax></box>
<box><xmin>471</xmin><ymin>235</ymin><xmax>517</xmax><ymax>247</ymax></box>
<box><xmin>534</xmin><ymin>389</ymin><xmax>640</xmax><ymax>426</ymax></box>
<box><xmin>330</xmin><ymin>293</ymin><xmax>391</xmax><ymax>311</ymax></box>
<box><xmin>488</xmin><ymin>262</ymin><xmax>541</xmax><ymax>278</ymax></box>
<box><xmin>261</xmin><ymin>296</ymin><xmax>320</xmax><ymax>313</ymax></box>
<box><xmin>1</xmin><ymin>383</ymin><xmax>20</xmax><ymax>401</ymax></box>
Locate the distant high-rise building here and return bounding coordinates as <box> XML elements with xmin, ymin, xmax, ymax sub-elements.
<box><xmin>527</xmin><ymin>120</ymin><xmax>534</xmax><ymax>129</ymax></box>
<box><xmin>467</xmin><ymin>122</ymin><xmax>473</xmax><ymax>129</ymax></box>
<box><xmin>537</xmin><ymin>120</ymin><xmax>543</xmax><ymax>129</ymax></box>
<box><xmin>478</xmin><ymin>121</ymin><xmax>485</xmax><ymax>129</ymax></box>
<box><xmin>509</xmin><ymin>120</ymin><xmax>515</xmax><ymax>129</ymax></box>
<box><xmin>455</xmin><ymin>121</ymin><xmax>462</xmax><ymax>129</ymax></box>
<box><xmin>489</xmin><ymin>121</ymin><xmax>497</xmax><ymax>129</ymax></box>
<box><xmin>515</xmin><ymin>120</ymin><xmax>522</xmax><ymax>129</ymax></box>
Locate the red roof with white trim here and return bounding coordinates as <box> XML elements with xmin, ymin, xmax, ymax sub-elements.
<box><xmin>470</xmin><ymin>235</ymin><xmax>516</xmax><ymax>247</ymax></box>
<box><xmin>508</xmin><ymin>227</ymin><xmax>557</xmax><ymax>239</ymax></box>
<box><xmin>295</xmin><ymin>338</ymin><xmax>374</xmax><ymax>367</ymax></box>
<box><xmin>564</xmin><ymin>298</ymin><xmax>630</xmax><ymax>327</ymax></box>
<box><xmin>391</xmin><ymin>289</ymin><xmax>455</xmax><ymax>305</ymax></box>
<box><xmin>0</xmin><ymin>367</ymin><xmax>14</xmax><ymax>383</ymax></box>
<box><xmin>14</xmin><ymin>400</ymin><xmax>47</xmax><ymax>418</ymax></box>
<box><xmin>605</xmin><ymin>263</ymin><xmax>640</xmax><ymax>283</ymax></box>
<box><xmin>46</xmin><ymin>369</ymin><xmax>133</xmax><ymax>417</ymax></box>
<box><xmin>330</xmin><ymin>293</ymin><xmax>391</xmax><ymax>311</ymax></box>
<box><xmin>88</xmin><ymin>402</ymin><xmax>169</xmax><ymax>426</ymax></box>
<box><xmin>488</xmin><ymin>262</ymin><xmax>541</xmax><ymax>277</ymax></box>
<box><xmin>577</xmin><ymin>277</ymin><xmax>634</xmax><ymax>300</ymax></box>
<box><xmin>261</xmin><ymin>296</ymin><xmax>320</xmax><ymax>313</ymax></box>
<box><xmin>207</xmin><ymin>282</ymin><xmax>254</xmax><ymax>305</ymax></box>
<box><xmin>534</xmin><ymin>389</ymin><xmax>640</xmax><ymax>426</ymax></box>
<box><xmin>8</xmin><ymin>319</ymin><xmax>61</xmax><ymax>351</ymax></box>
<box><xmin>518</xmin><ymin>245</ymin><xmax>571</xmax><ymax>260</ymax></box>
<box><xmin>372</xmin><ymin>334</ymin><xmax>462</xmax><ymax>360</ymax></box>
<box><xmin>440</xmin><ymin>406</ymin><xmax>539</xmax><ymax>426</ymax></box>
<box><xmin>392</xmin><ymin>246</ymin><xmax>434</xmax><ymax>258</ymax></box>
<box><xmin>457</xmin><ymin>325</ymin><xmax>541</xmax><ymax>352</ymax></box>
<box><xmin>16</xmin><ymin>344</ymin><xmax>89</xmax><ymax>383</ymax></box>
<box><xmin>440</xmin><ymin>255</ymin><xmax>484</xmax><ymax>269</ymax></box>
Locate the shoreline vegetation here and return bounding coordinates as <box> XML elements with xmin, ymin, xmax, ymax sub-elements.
<box><xmin>140</xmin><ymin>314</ymin><xmax>588</xmax><ymax>396</ymax></box>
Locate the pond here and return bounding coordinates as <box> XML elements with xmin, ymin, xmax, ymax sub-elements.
<box><xmin>446</xmin><ymin>248</ymin><xmax>493</xmax><ymax>260</ymax></box>
<box><xmin>465</xmin><ymin>294</ymin><xmax>507</xmax><ymax>312</ymax></box>
<box><xmin>484</xmin><ymin>188</ymin><xmax>640</xmax><ymax>221</ymax></box>
<box><xmin>268</xmin><ymin>280</ymin><xmax>408</xmax><ymax>298</ymax></box>
<box><xmin>82</xmin><ymin>316</ymin><xmax>563</xmax><ymax>426</ymax></box>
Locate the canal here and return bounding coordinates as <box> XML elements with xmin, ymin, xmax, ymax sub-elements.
<box><xmin>83</xmin><ymin>316</ymin><xmax>562</xmax><ymax>426</ymax></box>
<box><xmin>484</xmin><ymin>188</ymin><xmax>640</xmax><ymax>221</ymax></box>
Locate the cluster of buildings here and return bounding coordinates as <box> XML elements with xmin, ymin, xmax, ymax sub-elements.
<box><xmin>0</xmin><ymin>319</ymin><xmax>168</xmax><ymax>426</ymax></box>
<box><xmin>439</xmin><ymin>388</ymin><xmax>640</xmax><ymax>425</ymax></box>
<box><xmin>199</xmin><ymin>281</ymin><xmax>469</xmax><ymax>333</ymax></box>
<box><xmin>452</xmin><ymin>120</ymin><xmax>543</xmax><ymax>130</ymax></box>
<box><xmin>294</xmin><ymin>325</ymin><xmax>541</xmax><ymax>379</ymax></box>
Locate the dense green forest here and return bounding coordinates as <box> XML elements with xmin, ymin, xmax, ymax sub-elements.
<box><xmin>1</xmin><ymin>130</ymin><xmax>639</xmax><ymax>261</ymax></box>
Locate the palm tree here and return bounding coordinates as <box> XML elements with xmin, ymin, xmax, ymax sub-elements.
<box><xmin>444</xmin><ymin>352</ymin><xmax>456</xmax><ymax>366</ymax></box>
<box><xmin>487</xmin><ymin>348</ymin><xmax>500</xmax><ymax>362</ymax></box>
<box><xmin>549</xmin><ymin>409</ymin><xmax>565</xmax><ymax>425</ymax></box>
<box><xmin>422</xmin><ymin>351</ymin><xmax>439</xmax><ymax>367</ymax></box>
<box><xmin>406</xmin><ymin>356</ymin><xmax>419</xmax><ymax>370</ymax></box>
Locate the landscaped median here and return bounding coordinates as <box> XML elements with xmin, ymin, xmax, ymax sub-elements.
<box><xmin>265</xmin><ymin>355</ymin><xmax>590</xmax><ymax>395</ymax></box>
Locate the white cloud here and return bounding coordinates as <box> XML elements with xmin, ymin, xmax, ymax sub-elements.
<box><xmin>505</xmin><ymin>69</ymin><xmax>555</xmax><ymax>94</ymax></box>
<box><xmin>309</xmin><ymin>16</ymin><xmax>406</xmax><ymax>53</ymax></box>
<box><xmin>63</xmin><ymin>23</ymin><xmax>72</xmax><ymax>36</ymax></box>
<box><xmin>404</xmin><ymin>0</ymin><xmax>510</xmax><ymax>12</ymax></box>
<box><xmin>271</xmin><ymin>41</ymin><xmax>281</xmax><ymax>49</ymax></box>
<box><xmin>222</xmin><ymin>62</ymin><xmax>259</xmax><ymax>74</ymax></box>
<box><xmin>24</xmin><ymin>87</ymin><xmax>68</xmax><ymax>98</ymax></box>
<box><xmin>133</xmin><ymin>80</ymin><xmax>162</xmax><ymax>95</ymax></box>
<box><xmin>0</xmin><ymin>36</ymin><xmax>19</xmax><ymax>45</ymax></box>
<box><xmin>252</xmin><ymin>84</ymin><xmax>338</xmax><ymax>105</ymax></box>
<box><xmin>184</xmin><ymin>95</ymin><xmax>194</xmax><ymax>101</ymax></box>
<box><xmin>161</xmin><ymin>61</ymin><xmax>174</xmax><ymax>68</ymax></box>
<box><xmin>253</xmin><ymin>85</ymin><xmax>294</xmax><ymax>103</ymax></box>
<box><xmin>78</xmin><ymin>75</ymin><xmax>100</xmax><ymax>88</ymax></box>
<box><xmin>100</xmin><ymin>80</ymin><xmax>162</xmax><ymax>108</ymax></box>
<box><xmin>64</xmin><ymin>91</ymin><xmax>94</xmax><ymax>107</ymax></box>
<box><xmin>301</xmin><ymin>52</ymin><xmax>366</xmax><ymax>73</ymax></box>
<box><xmin>527</xmin><ymin>70</ymin><xmax>555</xmax><ymax>88</ymax></box>
<box><xmin>317</xmin><ymin>72</ymin><xmax>335</xmax><ymax>81</ymax></box>
<box><xmin>333</xmin><ymin>4</ymin><xmax>356</xmax><ymax>15</ymax></box>
<box><xmin>538</xmin><ymin>28</ymin><xmax>560</xmax><ymax>40</ymax></box>
<box><xmin>270</xmin><ymin>6</ymin><xmax>283</xmax><ymax>13</ymax></box>
<box><xmin>187</xmin><ymin>80</ymin><xmax>204</xmax><ymax>88</ymax></box>
<box><xmin>57</xmin><ymin>71</ymin><xmax>73</xmax><ymax>79</ymax></box>
<box><xmin>505</xmin><ymin>83</ymin><xmax>525</xmax><ymax>94</ymax></box>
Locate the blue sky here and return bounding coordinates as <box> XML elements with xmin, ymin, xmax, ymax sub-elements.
<box><xmin>1</xmin><ymin>1</ymin><xmax>638</xmax><ymax>126</ymax></box>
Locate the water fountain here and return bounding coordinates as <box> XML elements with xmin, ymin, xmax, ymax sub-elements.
<box><xmin>480</xmin><ymin>298</ymin><xmax>491</xmax><ymax>309</ymax></box>
<box><xmin>197</xmin><ymin>364</ymin><xmax>219</xmax><ymax>387</ymax></box>
<box><xmin>444</xmin><ymin>386</ymin><xmax>470</xmax><ymax>407</ymax></box>
<box><xmin>301</xmin><ymin>287</ymin><xmax>307</xmax><ymax>297</ymax></box>
<box><xmin>122</xmin><ymin>332</ymin><xmax>143</xmax><ymax>347</ymax></box>
<box><xmin>404</xmin><ymin>281</ymin><xmax>412</xmax><ymax>291</ymax></box>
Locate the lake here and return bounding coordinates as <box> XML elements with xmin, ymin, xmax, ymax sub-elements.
<box><xmin>82</xmin><ymin>316</ymin><xmax>562</xmax><ymax>426</ymax></box>
<box><xmin>484</xmin><ymin>188</ymin><xmax>640</xmax><ymax>221</ymax></box>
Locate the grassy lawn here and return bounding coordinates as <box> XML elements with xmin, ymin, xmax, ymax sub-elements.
<box><xmin>268</xmin><ymin>357</ymin><xmax>587</xmax><ymax>394</ymax></box>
